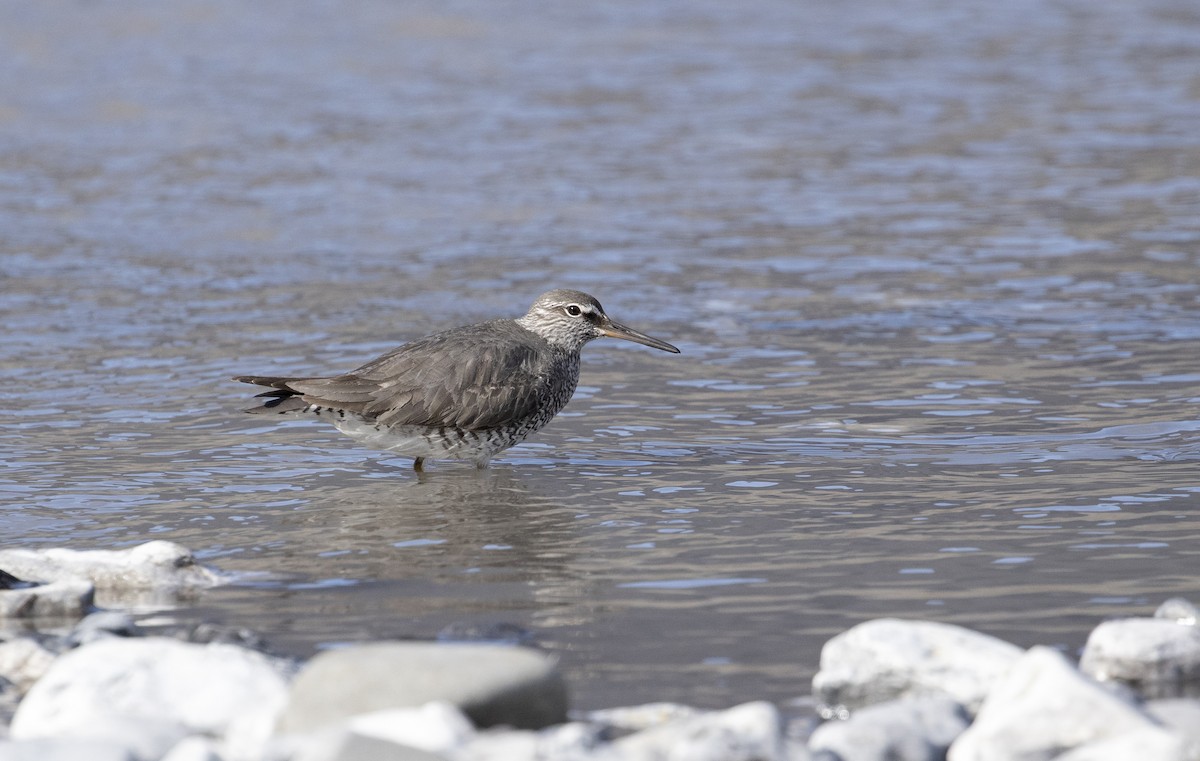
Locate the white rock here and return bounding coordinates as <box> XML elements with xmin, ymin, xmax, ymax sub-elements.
<box><xmin>1146</xmin><ymin>698</ymin><xmax>1200</xmax><ymax>750</ymax></box>
<box><xmin>812</xmin><ymin>619</ymin><xmax>1023</xmax><ymax>716</ymax></box>
<box><xmin>278</xmin><ymin>729</ymin><xmax>448</xmax><ymax>761</ymax></box>
<box><xmin>1052</xmin><ymin>727</ymin><xmax>1190</xmax><ymax>761</ymax></box>
<box><xmin>0</xmin><ymin>579</ymin><xmax>94</xmax><ymax>620</ymax></box>
<box><xmin>948</xmin><ymin>646</ymin><xmax>1161</xmax><ymax>761</ymax></box>
<box><xmin>1080</xmin><ymin>618</ymin><xmax>1200</xmax><ymax>691</ymax></box>
<box><xmin>161</xmin><ymin>736</ymin><xmax>226</xmax><ymax>761</ymax></box>
<box><xmin>277</xmin><ymin>642</ymin><xmax>567</xmax><ymax>732</ymax></box>
<box><xmin>608</xmin><ymin>700</ymin><xmax>785</xmax><ymax>761</ymax></box>
<box><xmin>346</xmin><ymin>702</ymin><xmax>475</xmax><ymax>753</ymax></box>
<box><xmin>0</xmin><ymin>737</ymin><xmax>137</xmax><ymax>761</ymax></box>
<box><xmin>1155</xmin><ymin>599</ymin><xmax>1199</xmax><ymax>625</ymax></box>
<box><xmin>10</xmin><ymin>637</ymin><xmax>290</xmax><ymax>761</ymax></box>
<box><xmin>450</xmin><ymin>729</ymin><xmax>541</xmax><ymax>761</ymax></box>
<box><xmin>0</xmin><ymin>542</ymin><xmax>222</xmax><ymax>595</ymax></box>
<box><xmin>451</xmin><ymin>721</ymin><xmax>608</xmax><ymax>761</ymax></box>
<box><xmin>808</xmin><ymin>696</ymin><xmax>969</xmax><ymax>761</ymax></box>
<box><xmin>0</xmin><ymin>639</ymin><xmax>57</xmax><ymax>694</ymax></box>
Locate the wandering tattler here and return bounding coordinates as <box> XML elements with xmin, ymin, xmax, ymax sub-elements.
<box><xmin>233</xmin><ymin>289</ymin><xmax>680</xmax><ymax>471</ymax></box>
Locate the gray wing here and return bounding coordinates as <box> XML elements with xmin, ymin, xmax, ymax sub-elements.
<box><xmin>254</xmin><ymin>321</ymin><xmax>555</xmax><ymax>430</ymax></box>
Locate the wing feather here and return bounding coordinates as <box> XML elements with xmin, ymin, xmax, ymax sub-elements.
<box><xmin>238</xmin><ymin>320</ymin><xmax>556</xmax><ymax>430</ymax></box>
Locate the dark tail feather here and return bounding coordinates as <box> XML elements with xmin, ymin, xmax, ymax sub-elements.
<box><xmin>233</xmin><ymin>375</ymin><xmax>310</xmax><ymax>414</ymax></box>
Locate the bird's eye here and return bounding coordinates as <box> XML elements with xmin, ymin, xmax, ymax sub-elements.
<box><xmin>566</xmin><ymin>305</ymin><xmax>582</xmax><ymax>317</ymax></box>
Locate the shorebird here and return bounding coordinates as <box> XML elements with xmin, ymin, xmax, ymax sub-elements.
<box><xmin>233</xmin><ymin>289</ymin><xmax>680</xmax><ymax>471</ymax></box>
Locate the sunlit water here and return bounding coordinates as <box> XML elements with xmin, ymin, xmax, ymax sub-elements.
<box><xmin>2</xmin><ymin>0</ymin><xmax>1199</xmax><ymax>711</ymax></box>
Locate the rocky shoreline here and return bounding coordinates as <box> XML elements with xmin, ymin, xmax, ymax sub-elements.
<box><xmin>1</xmin><ymin>542</ymin><xmax>1198</xmax><ymax>761</ymax></box>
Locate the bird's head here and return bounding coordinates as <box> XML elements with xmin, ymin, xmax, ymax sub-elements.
<box><xmin>517</xmin><ymin>289</ymin><xmax>680</xmax><ymax>354</ymax></box>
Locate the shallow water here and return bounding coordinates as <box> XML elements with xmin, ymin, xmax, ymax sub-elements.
<box><xmin>2</xmin><ymin>0</ymin><xmax>1200</xmax><ymax>711</ymax></box>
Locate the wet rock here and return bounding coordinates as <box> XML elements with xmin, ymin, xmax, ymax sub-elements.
<box><xmin>812</xmin><ymin>619</ymin><xmax>1023</xmax><ymax>717</ymax></box>
<box><xmin>0</xmin><ymin>570</ymin><xmax>28</xmax><ymax>590</ymax></box>
<box><xmin>584</xmin><ymin>702</ymin><xmax>701</xmax><ymax>735</ymax></box>
<box><xmin>65</xmin><ymin>610</ymin><xmax>140</xmax><ymax>646</ymax></box>
<box><xmin>277</xmin><ymin>642</ymin><xmax>567</xmax><ymax>733</ymax></box>
<box><xmin>1156</xmin><ymin>599</ymin><xmax>1199</xmax><ymax>625</ymax></box>
<box><xmin>0</xmin><ymin>737</ymin><xmax>137</xmax><ymax>761</ymax></box>
<box><xmin>607</xmin><ymin>700</ymin><xmax>785</xmax><ymax>761</ymax></box>
<box><xmin>1052</xmin><ymin>727</ymin><xmax>1191</xmax><ymax>761</ymax></box>
<box><xmin>0</xmin><ymin>541</ymin><xmax>222</xmax><ymax>595</ymax></box>
<box><xmin>1079</xmin><ymin>617</ymin><xmax>1200</xmax><ymax>695</ymax></box>
<box><xmin>808</xmin><ymin>696</ymin><xmax>969</xmax><ymax>761</ymax></box>
<box><xmin>0</xmin><ymin>638</ymin><xmax>57</xmax><ymax>694</ymax></box>
<box><xmin>0</xmin><ymin>579</ymin><xmax>94</xmax><ymax>620</ymax></box>
<box><xmin>947</xmin><ymin>646</ymin><xmax>1161</xmax><ymax>761</ymax></box>
<box><xmin>10</xmin><ymin>636</ymin><xmax>290</xmax><ymax>761</ymax></box>
<box><xmin>178</xmin><ymin>622</ymin><xmax>273</xmax><ymax>650</ymax></box>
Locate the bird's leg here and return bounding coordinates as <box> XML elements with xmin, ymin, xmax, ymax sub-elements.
<box><xmin>413</xmin><ymin>457</ymin><xmax>425</xmax><ymax>473</ymax></box>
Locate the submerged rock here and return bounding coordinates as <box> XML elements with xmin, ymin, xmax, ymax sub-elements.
<box><xmin>947</xmin><ymin>646</ymin><xmax>1164</xmax><ymax>761</ymax></box>
<box><xmin>436</xmin><ymin>621</ymin><xmax>538</xmax><ymax>647</ymax></box>
<box><xmin>0</xmin><ymin>579</ymin><xmax>94</xmax><ymax>621</ymax></box>
<box><xmin>812</xmin><ymin>619</ymin><xmax>1023</xmax><ymax>717</ymax></box>
<box><xmin>277</xmin><ymin>642</ymin><xmax>568</xmax><ymax>733</ymax></box>
<box><xmin>1079</xmin><ymin>617</ymin><xmax>1200</xmax><ymax>697</ymax></box>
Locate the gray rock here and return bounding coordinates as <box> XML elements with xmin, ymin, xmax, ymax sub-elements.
<box><xmin>0</xmin><ymin>579</ymin><xmax>94</xmax><ymax>620</ymax></box>
<box><xmin>0</xmin><ymin>639</ymin><xmax>57</xmax><ymax>694</ymax></box>
<box><xmin>0</xmin><ymin>738</ymin><xmax>136</xmax><ymax>761</ymax></box>
<box><xmin>1052</xmin><ymin>727</ymin><xmax>1190</xmax><ymax>761</ymax></box>
<box><xmin>10</xmin><ymin>636</ymin><xmax>290</xmax><ymax>761</ymax></box>
<box><xmin>1155</xmin><ymin>599</ymin><xmax>1199</xmax><ymax>626</ymax></box>
<box><xmin>607</xmin><ymin>700</ymin><xmax>785</xmax><ymax>761</ymax></box>
<box><xmin>947</xmin><ymin>646</ymin><xmax>1161</xmax><ymax>761</ymax></box>
<box><xmin>0</xmin><ymin>542</ymin><xmax>222</xmax><ymax>597</ymax></box>
<box><xmin>1079</xmin><ymin>618</ymin><xmax>1200</xmax><ymax>695</ymax></box>
<box><xmin>277</xmin><ymin>642</ymin><xmax>567</xmax><ymax>733</ymax></box>
<box><xmin>808</xmin><ymin>696</ymin><xmax>969</xmax><ymax>761</ymax></box>
<box><xmin>812</xmin><ymin>619</ymin><xmax>1023</xmax><ymax>717</ymax></box>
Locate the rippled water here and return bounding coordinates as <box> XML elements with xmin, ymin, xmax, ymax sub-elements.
<box><xmin>3</xmin><ymin>0</ymin><xmax>1200</xmax><ymax>711</ymax></box>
